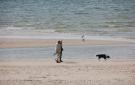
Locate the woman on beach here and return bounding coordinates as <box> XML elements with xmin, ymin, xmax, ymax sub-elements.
<box><xmin>55</xmin><ymin>40</ymin><xmax>63</xmax><ymax>63</ymax></box>
<box><xmin>60</xmin><ymin>40</ymin><xmax>63</xmax><ymax>62</ymax></box>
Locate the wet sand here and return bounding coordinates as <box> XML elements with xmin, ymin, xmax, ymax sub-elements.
<box><xmin>0</xmin><ymin>38</ymin><xmax>130</xmax><ymax>48</ymax></box>
<box><xmin>0</xmin><ymin>59</ymin><xmax>135</xmax><ymax>85</ymax></box>
<box><xmin>0</xmin><ymin>38</ymin><xmax>135</xmax><ymax>85</ymax></box>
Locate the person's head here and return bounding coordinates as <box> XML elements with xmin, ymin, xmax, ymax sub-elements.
<box><xmin>58</xmin><ymin>40</ymin><xmax>61</xmax><ymax>44</ymax></box>
<box><xmin>60</xmin><ymin>40</ymin><xmax>63</xmax><ymax>44</ymax></box>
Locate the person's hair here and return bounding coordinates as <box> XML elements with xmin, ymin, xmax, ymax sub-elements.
<box><xmin>58</xmin><ymin>40</ymin><xmax>61</xmax><ymax>44</ymax></box>
<box><xmin>60</xmin><ymin>40</ymin><xmax>62</xmax><ymax>44</ymax></box>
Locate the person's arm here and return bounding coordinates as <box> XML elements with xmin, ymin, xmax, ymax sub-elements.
<box><xmin>61</xmin><ymin>47</ymin><xmax>63</xmax><ymax>51</ymax></box>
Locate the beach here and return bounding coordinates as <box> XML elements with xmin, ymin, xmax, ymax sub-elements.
<box><xmin>0</xmin><ymin>0</ymin><xmax>135</xmax><ymax>84</ymax></box>
<box><xmin>0</xmin><ymin>38</ymin><xmax>135</xmax><ymax>85</ymax></box>
<box><xmin>0</xmin><ymin>37</ymin><xmax>132</xmax><ymax>48</ymax></box>
<box><xmin>0</xmin><ymin>59</ymin><xmax>135</xmax><ymax>85</ymax></box>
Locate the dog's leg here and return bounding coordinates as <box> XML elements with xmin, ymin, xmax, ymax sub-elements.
<box><xmin>98</xmin><ymin>57</ymin><xmax>101</xmax><ymax>61</ymax></box>
<box><xmin>104</xmin><ymin>57</ymin><xmax>107</xmax><ymax>61</ymax></box>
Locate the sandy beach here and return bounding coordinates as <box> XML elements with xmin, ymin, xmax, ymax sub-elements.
<box><xmin>0</xmin><ymin>0</ymin><xmax>135</xmax><ymax>84</ymax></box>
<box><xmin>0</xmin><ymin>59</ymin><xmax>135</xmax><ymax>85</ymax></box>
<box><xmin>0</xmin><ymin>38</ymin><xmax>135</xmax><ymax>85</ymax></box>
<box><xmin>0</xmin><ymin>38</ymin><xmax>131</xmax><ymax>48</ymax></box>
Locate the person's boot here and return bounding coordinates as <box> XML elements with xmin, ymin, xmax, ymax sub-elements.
<box><xmin>56</xmin><ymin>58</ymin><xmax>61</xmax><ymax>63</ymax></box>
<box><xmin>60</xmin><ymin>60</ymin><xmax>63</xmax><ymax>62</ymax></box>
<box><xmin>55</xmin><ymin>58</ymin><xmax>60</xmax><ymax>63</ymax></box>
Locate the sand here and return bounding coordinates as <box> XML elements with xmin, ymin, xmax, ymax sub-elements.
<box><xmin>0</xmin><ymin>38</ymin><xmax>135</xmax><ymax>85</ymax></box>
<box><xmin>0</xmin><ymin>59</ymin><xmax>135</xmax><ymax>85</ymax></box>
<box><xmin>0</xmin><ymin>38</ymin><xmax>130</xmax><ymax>48</ymax></box>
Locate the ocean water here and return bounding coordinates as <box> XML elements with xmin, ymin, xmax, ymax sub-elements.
<box><xmin>0</xmin><ymin>0</ymin><xmax>135</xmax><ymax>39</ymax></box>
<box><xmin>0</xmin><ymin>44</ymin><xmax>135</xmax><ymax>59</ymax></box>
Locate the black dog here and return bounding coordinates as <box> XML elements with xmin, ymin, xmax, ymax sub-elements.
<box><xmin>96</xmin><ymin>54</ymin><xmax>110</xmax><ymax>60</ymax></box>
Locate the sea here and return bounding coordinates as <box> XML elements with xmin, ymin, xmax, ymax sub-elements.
<box><xmin>0</xmin><ymin>0</ymin><xmax>135</xmax><ymax>39</ymax></box>
<box><xmin>0</xmin><ymin>0</ymin><xmax>135</xmax><ymax>59</ymax></box>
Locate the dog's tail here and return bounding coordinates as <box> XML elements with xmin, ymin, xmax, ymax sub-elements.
<box><xmin>96</xmin><ymin>55</ymin><xmax>99</xmax><ymax>57</ymax></box>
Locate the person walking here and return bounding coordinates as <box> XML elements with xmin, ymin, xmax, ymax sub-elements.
<box><xmin>55</xmin><ymin>40</ymin><xmax>63</xmax><ymax>63</ymax></box>
<box><xmin>60</xmin><ymin>40</ymin><xmax>63</xmax><ymax>62</ymax></box>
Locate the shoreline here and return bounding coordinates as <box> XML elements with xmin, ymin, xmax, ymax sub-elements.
<box><xmin>0</xmin><ymin>38</ymin><xmax>132</xmax><ymax>48</ymax></box>
<box><xmin>0</xmin><ymin>36</ymin><xmax>135</xmax><ymax>85</ymax></box>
